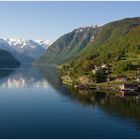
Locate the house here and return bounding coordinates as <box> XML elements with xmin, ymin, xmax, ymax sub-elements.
<box><xmin>92</xmin><ymin>69</ymin><xmax>96</xmax><ymax>74</ymax></box>
<box><xmin>92</xmin><ymin>65</ymin><xmax>100</xmax><ymax>74</ymax></box>
<box><xmin>94</xmin><ymin>65</ymin><xmax>100</xmax><ymax>70</ymax></box>
<box><xmin>92</xmin><ymin>64</ymin><xmax>109</xmax><ymax>74</ymax></box>
<box><xmin>116</xmin><ymin>75</ymin><xmax>128</xmax><ymax>82</ymax></box>
<box><xmin>101</xmin><ymin>64</ymin><xmax>109</xmax><ymax>69</ymax></box>
<box><xmin>137</xmin><ymin>76</ymin><xmax>140</xmax><ymax>83</ymax></box>
<box><xmin>92</xmin><ymin>69</ymin><xmax>99</xmax><ymax>74</ymax></box>
<box><xmin>119</xmin><ymin>83</ymin><xmax>139</xmax><ymax>92</ymax></box>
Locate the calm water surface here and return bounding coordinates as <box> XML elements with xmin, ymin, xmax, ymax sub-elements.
<box><xmin>0</xmin><ymin>66</ymin><xmax>140</xmax><ymax>138</ymax></box>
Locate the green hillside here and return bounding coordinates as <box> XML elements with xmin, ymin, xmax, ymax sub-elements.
<box><xmin>59</xmin><ymin>17</ymin><xmax>140</xmax><ymax>86</ymax></box>
<box><xmin>71</xmin><ymin>18</ymin><xmax>140</xmax><ymax>69</ymax></box>
<box><xmin>36</xmin><ymin>17</ymin><xmax>140</xmax><ymax>88</ymax></box>
<box><xmin>0</xmin><ymin>49</ymin><xmax>20</xmax><ymax>68</ymax></box>
<box><xmin>36</xmin><ymin>26</ymin><xmax>99</xmax><ymax>64</ymax></box>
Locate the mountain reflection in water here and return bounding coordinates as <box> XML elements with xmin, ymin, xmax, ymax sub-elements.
<box><xmin>70</xmin><ymin>89</ymin><xmax>140</xmax><ymax>125</ymax></box>
<box><xmin>0</xmin><ymin>67</ymin><xmax>49</xmax><ymax>88</ymax></box>
<box><xmin>0</xmin><ymin>65</ymin><xmax>140</xmax><ymax>138</ymax></box>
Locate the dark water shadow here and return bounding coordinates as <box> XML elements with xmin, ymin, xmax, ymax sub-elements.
<box><xmin>0</xmin><ymin>68</ymin><xmax>15</xmax><ymax>79</ymax></box>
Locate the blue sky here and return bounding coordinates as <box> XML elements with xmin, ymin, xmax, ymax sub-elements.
<box><xmin>0</xmin><ymin>1</ymin><xmax>140</xmax><ymax>41</ymax></box>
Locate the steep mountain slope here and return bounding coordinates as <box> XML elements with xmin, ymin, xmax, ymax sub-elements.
<box><xmin>0</xmin><ymin>49</ymin><xmax>20</xmax><ymax>68</ymax></box>
<box><xmin>59</xmin><ymin>17</ymin><xmax>140</xmax><ymax>85</ymax></box>
<box><xmin>37</xmin><ymin>26</ymin><xmax>99</xmax><ymax>64</ymax></box>
<box><xmin>34</xmin><ymin>17</ymin><xmax>140</xmax><ymax>86</ymax></box>
<box><xmin>72</xmin><ymin>17</ymin><xmax>140</xmax><ymax>71</ymax></box>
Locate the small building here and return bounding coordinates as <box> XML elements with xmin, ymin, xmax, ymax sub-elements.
<box><xmin>92</xmin><ymin>69</ymin><xmax>98</xmax><ymax>74</ymax></box>
<box><xmin>92</xmin><ymin>66</ymin><xmax>100</xmax><ymax>74</ymax></box>
<box><xmin>92</xmin><ymin>64</ymin><xmax>109</xmax><ymax>74</ymax></box>
<box><xmin>137</xmin><ymin>76</ymin><xmax>140</xmax><ymax>83</ymax></box>
<box><xmin>101</xmin><ymin>64</ymin><xmax>109</xmax><ymax>69</ymax></box>
<box><xmin>116</xmin><ymin>75</ymin><xmax>127</xmax><ymax>82</ymax></box>
<box><xmin>106</xmin><ymin>77</ymin><xmax>111</xmax><ymax>82</ymax></box>
<box><xmin>119</xmin><ymin>83</ymin><xmax>139</xmax><ymax>92</ymax></box>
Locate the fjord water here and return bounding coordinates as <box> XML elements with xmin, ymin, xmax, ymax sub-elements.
<box><xmin>0</xmin><ymin>66</ymin><xmax>140</xmax><ymax>138</ymax></box>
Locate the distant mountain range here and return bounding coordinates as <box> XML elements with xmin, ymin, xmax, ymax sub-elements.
<box><xmin>0</xmin><ymin>38</ymin><xmax>52</xmax><ymax>65</ymax></box>
<box><xmin>1</xmin><ymin>16</ymin><xmax>140</xmax><ymax>75</ymax></box>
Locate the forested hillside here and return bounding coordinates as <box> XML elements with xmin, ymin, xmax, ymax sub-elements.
<box><xmin>37</xmin><ymin>26</ymin><xmax>99</xmax><ymax>64</ymax></box>
<box><xmin>0</xmin><ymin>49</ymin><xmax>20</xmax><ymax>68</ymax></box>
<box><xmin>36</xmin><ymin>17</ymin><xmax>140</xmax><ymax>87</ymax></box>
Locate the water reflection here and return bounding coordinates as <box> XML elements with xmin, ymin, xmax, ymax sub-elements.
<box><xmin>69</xmin><ymin>89</ymin><xmax>140</xmax><ymax>126</ymax></box>
<box><xmin>36</xmin><ymin>64</ymin><xmax>140</xmax><ymax>128</ymax></box>
<box><xmin>0</xmin><ymin>65</ymin><xmax>140</xmax><ymax>138</ymax></box>
<box><xmin>0</xmin><ymin>66</ymin><xmax>49</xmax><ymax>88</ymax></box>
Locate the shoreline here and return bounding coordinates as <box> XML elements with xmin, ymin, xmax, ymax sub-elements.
<box><xmin>60</xmin><ymin>75</ymin><xmax>140</xmax><ymax>95</ymax></box>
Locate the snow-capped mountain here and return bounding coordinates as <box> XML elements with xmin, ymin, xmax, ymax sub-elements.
<box><xmin>0</xmin><ymin>38</ymin><xmax>52</xmax><ymax>65</ymax></box>
<box><xmin>0</xmin><ymin>39</ymin><xmax>15</xmax><ymax>52</ymax></box>
<box><xmin>6</xmin><ymin>38</ymin><xmax>52</xmax><ymax>58</ymax></box>
<box><xmin>35</xmin><ymin>40</ymin><xmax>53</xmax><ymax>48</ymax></box>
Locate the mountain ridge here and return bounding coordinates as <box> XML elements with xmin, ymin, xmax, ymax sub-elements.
<box><xmin>37</xmin><ymin>25</ymin><xmax>99</xmax><ymax>64</ymax></box>
<box><xmin>35</xmin><ymin>17</ymin><xmax>140</xmax><ymax>86</ymax></box>
<box><xmin>0</xmin><ymin>38</ymin><xmax>52</xmax><ymax>65</ymax></box>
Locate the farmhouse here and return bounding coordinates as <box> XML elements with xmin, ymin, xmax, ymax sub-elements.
<box><xmin>137</xmin><ymin>76</ymin><xmax>140</xmax><ymax>83</ymax></box>
<box><xmin>116</xmin><ymin>75</ymin><xmax>128</xmax><ymax>82</ymax></box>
